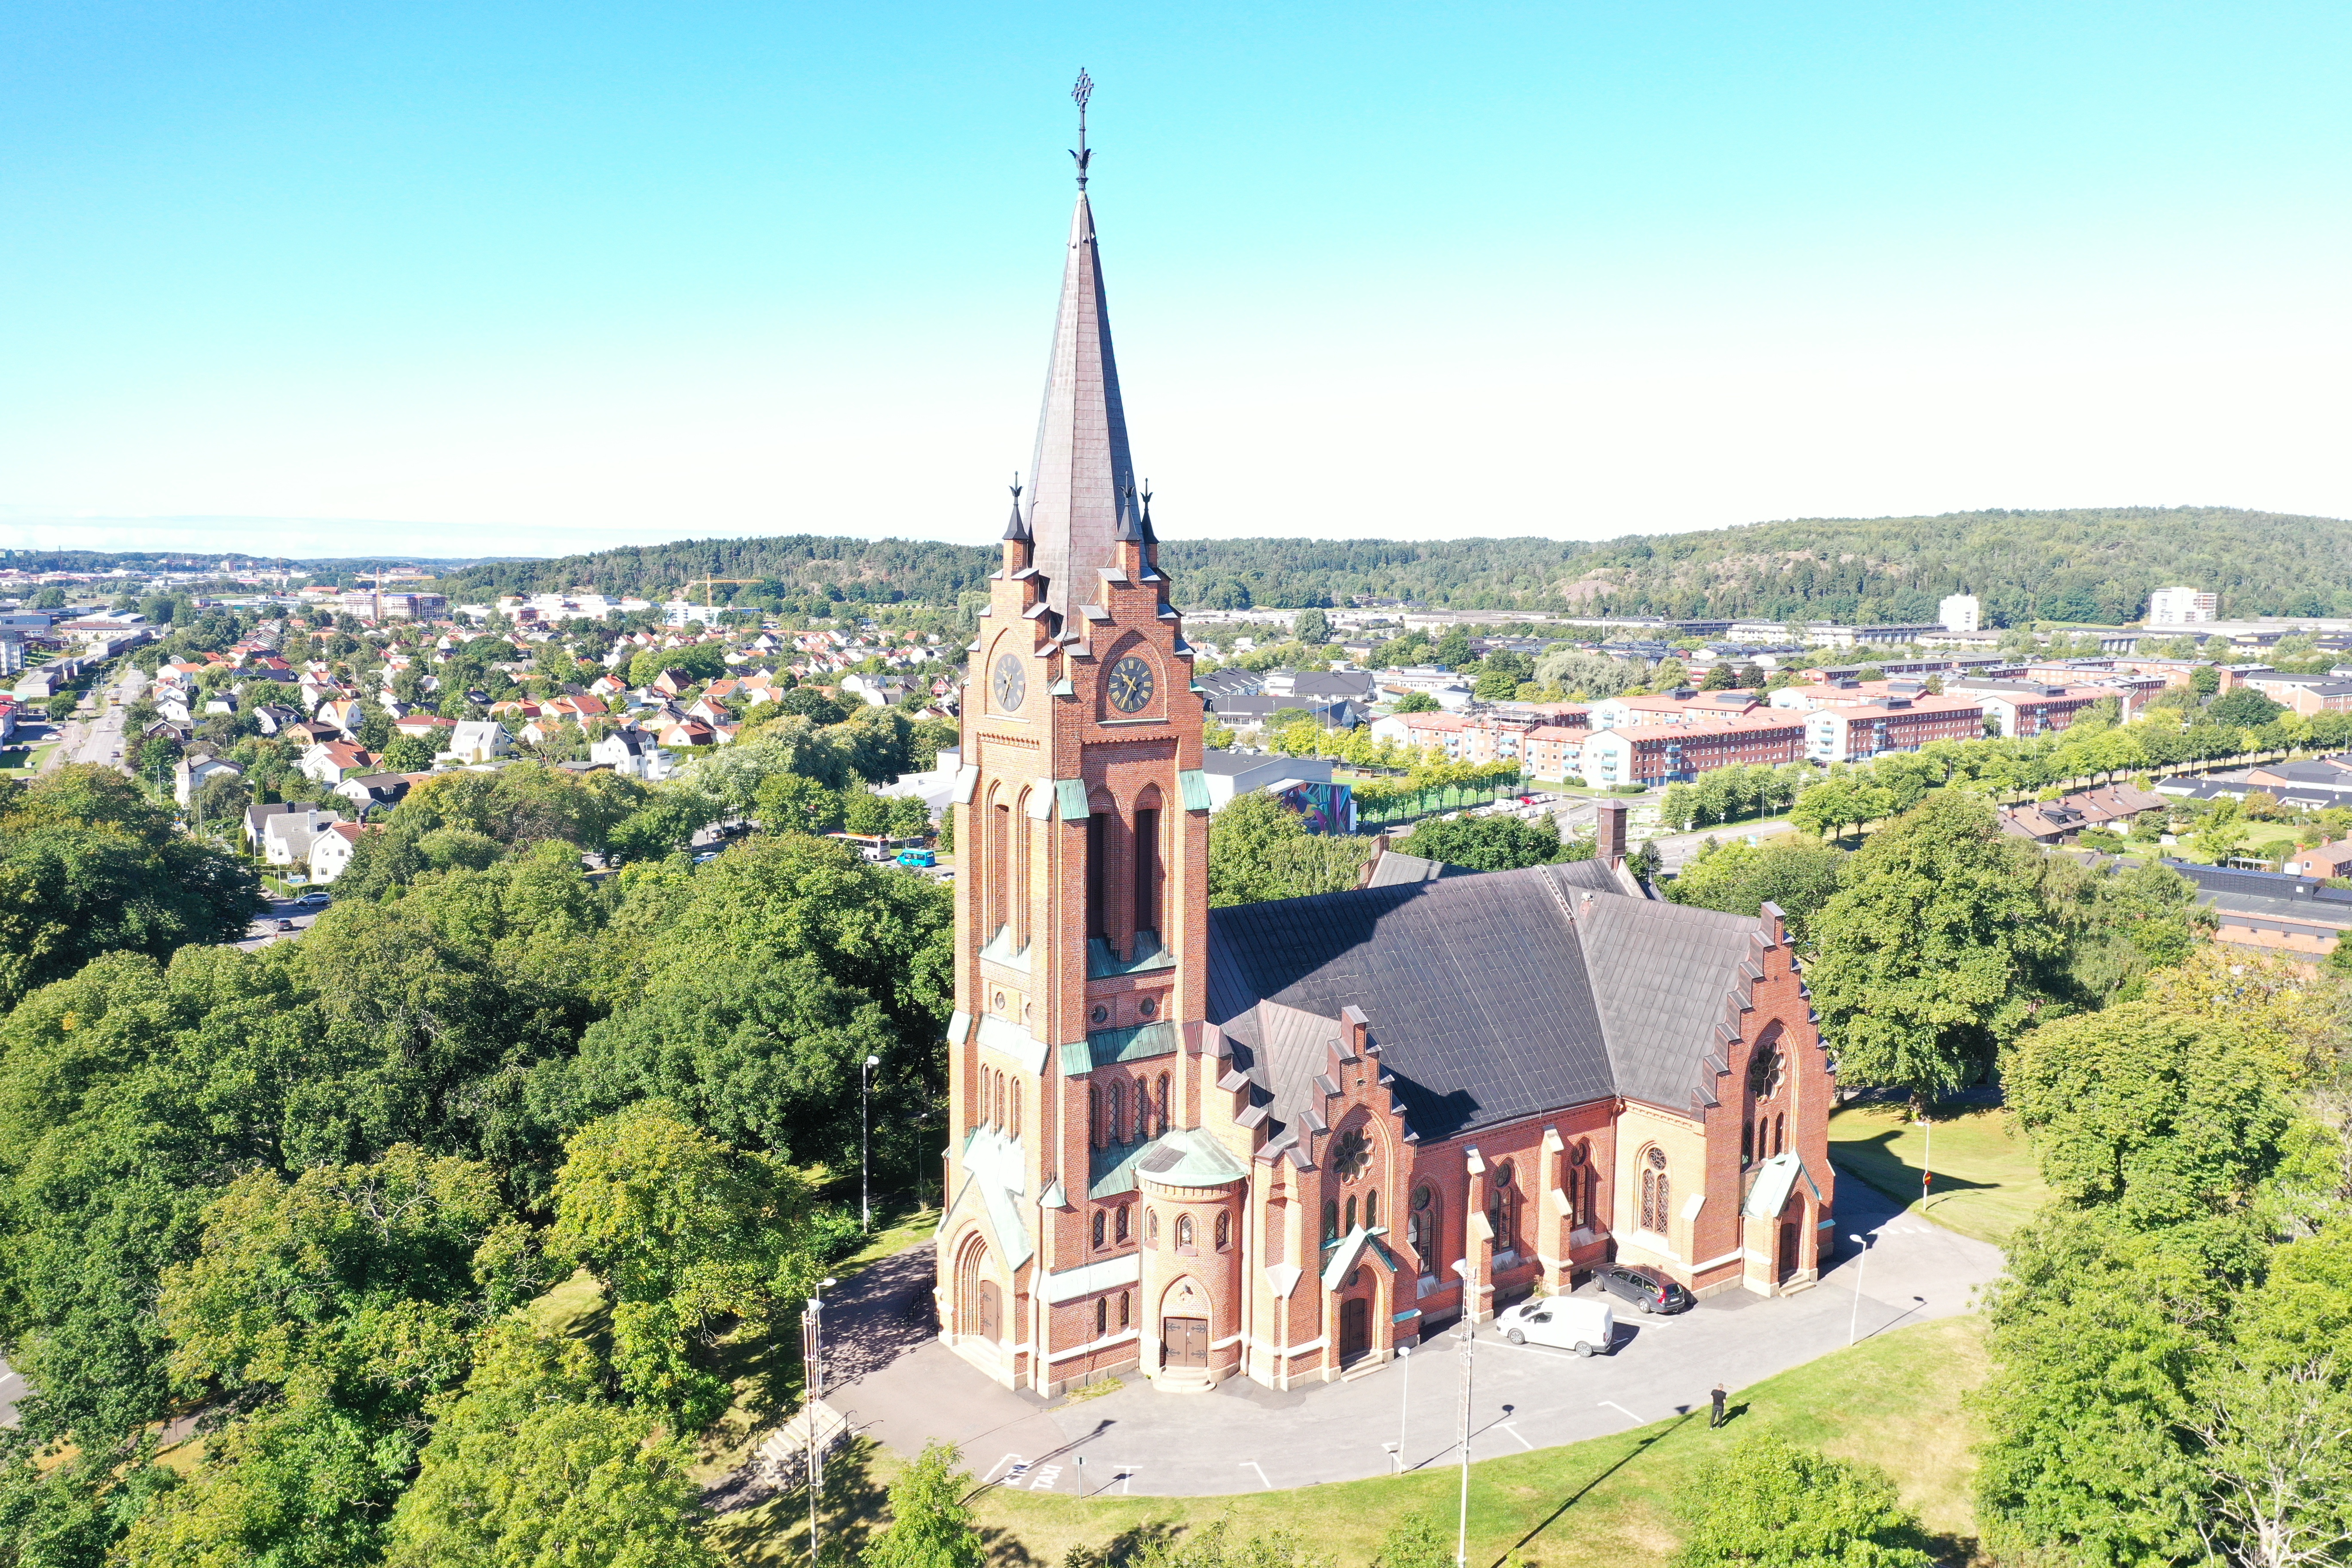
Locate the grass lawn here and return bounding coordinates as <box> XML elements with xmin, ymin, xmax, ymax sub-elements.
<box><xmin>1826</xmin><ymin>1102</ymin><xmax>2049</xmax><ymax>1247</ymax></box>
<box><xmin>830</xmin><ymin>1205</ymin><xmax>942</xmax><ymax>1278</ymax></box>
<box><xmin>712</xmin><ymin>1314</ymin><xmax>1991</xmax><ymax>1568</ymax></box>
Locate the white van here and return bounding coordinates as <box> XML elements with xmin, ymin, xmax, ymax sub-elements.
<box><xmin>1494</xmin><ymin>1296</ymin><xmax>1615</xmax><ymax>1357</ymax></box>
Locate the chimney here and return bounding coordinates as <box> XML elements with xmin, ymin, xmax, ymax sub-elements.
<box><xmin>1594</xmin><ymin>799</ymin><xmax>1629</xmax><ymax>867</ymax></box>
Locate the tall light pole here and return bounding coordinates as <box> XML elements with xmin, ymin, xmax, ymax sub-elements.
<box><xmin>1453</xmin><ymin>1259</ymin><xmax>1479</xmax><ymax>1568</ymax></box>
<box><xmin>1847</xmin><ymin>1233</ymin><xmax>1871</xmax><ymax>1347</ymax></box>
<box><xmin>1394</xmin><ymin>1342</ymin><xmax>1414</xmax><ymax>1472</ymax></box>
<box><xmin>803</xmin><ymin>1275</ymin><xmax>836</xmax><ymax>1562</ymax></box>
<box><xmin>861</xmin><ymin>1054</ymin><xmax>881</xmax><ymax>1231</ymax></box>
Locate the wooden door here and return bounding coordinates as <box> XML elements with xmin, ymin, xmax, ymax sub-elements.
<box><xmin>1777</xmin><ymin>1219</ymin><xmax>1799</xmax><ymax>1282</ymax></box>
<box><xmin>1339</xmin><ymin>1297</ymin><xmax>1370</xmax><ymax>1363</ymax></box>
<box><xmin>1163</xmin><ymin>1316</ymin><xmax>1209</xmax><ymax>1369</ymax></box>
<box><xmin>977</xmin><ymin>1281</ymin><xmax>1001</xmax><ymax>1342</ymax></box>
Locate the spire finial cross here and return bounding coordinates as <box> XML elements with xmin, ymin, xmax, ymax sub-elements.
<box><xmin>1071</xmin><ymin>69</ymin><xmax>1094</xmax><ymax>188</ymax></box>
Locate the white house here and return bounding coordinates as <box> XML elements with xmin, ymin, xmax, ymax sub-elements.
<box><xmin>590</xmin><ymin>726</ymin><xmax>672</xmax><ymax>781</ymax></box>
<box><xmin>447</xmin><ymin>720</ymin><xmax>511</xmax><ymax>764</ymax></box>
<box><xmin>174</xmin><ymin>754</ymin><xmax>243</xmax><ymax>806</ymax></box>
<box><xmin>308</xmin><ymin>822</ymin><xmax>368</xmax><ymax>884</ymax></box>
<box><xmin>262</xmin><ymin>808</ymin><xmax>342</xmax><ymax>868</ymax></box>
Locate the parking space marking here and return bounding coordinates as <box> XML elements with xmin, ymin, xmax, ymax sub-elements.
<box><xmin>1113</xmin><ymin>1467</ymin><xmax>1137</xmax><ymax>1495</ymax></box>
<box><xmin>1598</xmin><ymin>1400</ymin><xmax>1645</xmax><ymax>1426</ymax></box>
<box><xmin>1240</xmin><ymin>1461</ymin><xmax>1271</xmax><ymax>1491</ymax></box>
<box><xmin>983</xmin><ymin>1453</ymin><xmax>1024</xmax><ymax>1484</ymax></box>
<box><xmin>1498</xmin><ymin>1422</ymin><xmax>1534</xmax><ymax>1451</ymax></box>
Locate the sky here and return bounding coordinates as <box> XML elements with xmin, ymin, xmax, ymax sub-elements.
<box><xmin>4</xmin><ymin>2</ymin><xmax>2349</xmax><ymax>560</ymax></box>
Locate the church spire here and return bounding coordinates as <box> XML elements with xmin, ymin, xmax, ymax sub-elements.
<box><xmin>1024</xmin><ymin>71</ymin><xmax>1137</xmax><ymax>619</ymax></box>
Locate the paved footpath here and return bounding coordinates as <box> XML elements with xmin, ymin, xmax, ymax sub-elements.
<box><xmin>806</xmin><ymin>1173</ymin><xmax>2001</xmax><ymax>1498</ymax></box>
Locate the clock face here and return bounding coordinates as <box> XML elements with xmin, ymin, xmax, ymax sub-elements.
<box><xmin>991</xmin><ymin>653</ymin><xmax>1026</xmax><ymax>714</ymax></box>
<box><xmin>1108</xmin><ymin>655</ymin><xmax>1155</xmax><ymax>714</ymax></box>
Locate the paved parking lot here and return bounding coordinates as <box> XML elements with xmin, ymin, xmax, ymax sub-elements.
<box><xmin>804</xmin><ymin>1172</ymin><xmax>2001</xmax><ymax>1497</ymax></box>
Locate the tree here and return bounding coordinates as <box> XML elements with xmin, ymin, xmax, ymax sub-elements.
<box><xmin>1389</xmin><ymin>691</ymin><xmax>1439</xmax><ymax>714</ymax></box>
<box><xmin>380</xmin><ymin>735</ymin><xmax>437</xmax><ymax>773</ymax></box>
<box><xmin>1807</xmin><ymin>793</ymin><xmax>2062</xmax><ymax>1107</ymax></box>
<box><xmin>755</xmin><ymin>772</ymin><xmax>844</xmax><ymax>836</ymax></box>
<box><xmin>1370</xmin><ymin>1513</ymin><xmax>1452</xmax><ymax>1568</ymax></box>
<box><xmin>1671</xmin><ymin>1433</ymin><xmax>1931</xmax><ymax>1567</ymax></box>
<box><xmin>1206</xmin><ymin>793</ymin><xmax>1375</xmax><ymax>907</ymax></box>
<box><xmin>2208</xmin><ymin>686</ymin><xmax>2285</xmax><ymax>729</ymax></box>
<box><xmin>0</xmin><ymin>766</ymin><xmax>261</xmax><ymax>1011</ymax></box>
<box><xmin>862</xmin><ymin>1442</ymin><xmax>987</xmax><ymax>1568</ymax></box>
<box><xmin>1394</xmin><ymin>812</ymin><xmax>1580</xmax><ymax>871</ymax></box>
<box><xmin>386</xmin><ymin>1325</ymin><xmax>717</xmax><ymax>1568</ymax></box>
<box><xmin>549</xmin><ymin>1102</ymin><xmax>824</xmax><ymax>1430</ymax></box>
<box><xmin>1665</xmin><ymin>839</ymin><xmax>1844</xmax><ymax>946</ymax></box>
<box><xmin>1292</xmin><ymin>608</ymin><xmax>1330</xmax><ymax>645</ymax></box>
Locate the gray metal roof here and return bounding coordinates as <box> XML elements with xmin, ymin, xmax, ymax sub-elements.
<box><xmin>1206</xmin><ymin>860</ymin><xmax>1761</xmax><ymax>1141</ymax></box>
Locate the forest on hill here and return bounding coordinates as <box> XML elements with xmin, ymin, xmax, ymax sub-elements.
<box><xmin>417</xmin><ymin>506</ymin><xmax>2352</xmax><ymax>625</ymax></box>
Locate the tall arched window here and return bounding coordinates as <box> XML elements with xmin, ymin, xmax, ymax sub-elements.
<box><xmin>989</xmin><ymin>795</ymin><xmax>1012</xmax><ymax>941</ymax></box>
<box><xmin>1133</xmin><ymin>790</ymin><xmax>1163</xmax><ymax>941</ymax></box>
<box><xmin>1095</xmin><ymin>1296</ymin><xmax>1108</xmax><ymax>1335</ymax></box>
<box><xmin>1092</xmin><ymin>1210</ymin><xmax>1106</xmax><ymax>1249</ymax></box>
<box><xmin>1488</xmin><ymin>1160</ymin><xmax>1516</xmax><ymax>1252</ymax></box>
<box><xmin>1009</xmin><ymin>1083</ymin><xmax>1020</xmax><ymax>1140</ymax></box>
<box><xmin>1110</xmin><ymin>1081</ymin><xmax>1126</xmax><ymax>1145</ymax></box>
<box><xmin>1013</xmin><ymin>796</ymin><xmax>1032</xmax><ymax>949</ymax></box>
<box><xmin>1215</xmin><ymin>1211</ymin><xmax>1231</xmax><ymax>1250</ymax></box>
<box><xmin>1365</xmin><ymin>1189</ymin><xmax>1380</xmax><ymax>1231</ymax></box>
<box><xmin>1640</xmin><ymin>1148</ymin><xmax>1670</xmax><ymax>1234</ymax></box>
<box><xmin>1089</xmin><ymin>1084</ymin><xmax>1102</xmax><ymax>1148</ymax></box>
<box><xmin>1344</xmin><ymin>1195</ymin><xmax>1358</xmax><ymax>1234</ymax></box>
<box><xmin>1156</xmin><ymin>1074</ymin><xmax>1170</xmax><ymax>1139</ymax></box>
<box><xmin>1176</xmin><ymin>1214</ymin><xmax>1194</xmax><ymax>1250</ymax></box>
<box><xmin>1118</xmin><ymin>1290</ymin><xmax>1130</xmax><ymax>1329</ymax></box>
<box><xmin>1775</xmin><ymin>1112</ymin><xmax>1785</xmax><ymax>1157</ymax></box>
<box><xmin>1115</xmin><ymin>1204</ymin><xmax>1130</xmax><ymax>1244</ymax></box>
<box><xmin>1408</xmin><ymin>1187</ymin><xmax>1437</xmax><ymax>1274</ymax></box>
<box><xmin>1322</xmin><ymin>1199</ymin><xmax>1340</xmax><ymax>1245</ymax></box>
<box><xmin>1146</xmin><ymin>1208</ymin><xmax>1159</xmax><ymax>1246</ymax></box>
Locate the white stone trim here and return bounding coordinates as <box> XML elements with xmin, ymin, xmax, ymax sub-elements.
<box><xmin>1046</xmin><ymin>1328</ymin><xmax>1139</xmax><ymax>1363</ymax></box>
<box><xmin>1689</xmin><ymin>1248</ymin><xmax>1745</xmax><ymax>1273</ymax></box>
<box><xmin>1042</xmin><ymin>1253</ymin><xmax>1143</xmax><ymax>1305</ymax></box>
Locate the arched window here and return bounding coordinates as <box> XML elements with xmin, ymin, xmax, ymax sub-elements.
<box><xmin>1110</xmin><ymin>1081</ymin><xmax>1126</xmax><ymax>1145</ymax></box>
<box><xmin>1568</xmin><ymin>1142</ymin><xmax>1592</xmax><ymax>1230</ymax></box>
<box><xmin>1408</xmin><ymin>1186</ymin><xmax>1436</xmax><ymax>1273</ymax></box>
<box><xmin>1089</xmin><ymin>1084</ymin><xmax>1101</xmax><ymax>1148</ymax></box>
<box><xmin>1146</xmin><ymin>1209</ymin><xmax>1159</xmax><ymax>1246</ymax></box>
<box><xmin>1118</xmin><ymin>1290</ymin><xmax>1130</xmax><ymax>1329</ymax></box>
<box><xmin>1115</xmin><ymin>1204</ymin><xmax>1131</xmax><ymax>1244</ymax></box>
<box><xmin>1010</xmin><ymin>1084</ymin><xmax>1020</xmax><ymax>1140</ymax></box>
<box><xmin>1344</xmin><ymin>1195</ymin><xmax>1357</xmax><ymax>1234</ymax></box>
<box><xmin>1096</xmin><ymin>1296</ymin><xmax>1108</xmax><ymax>1335</ymax></box>
<box><xmin>1092</xmin><ymin>1210</ymin><xmax>1106</xmax><ymax>1249</ymax></box>
<box><xmin>1775</xmin><ymin>1112</ymin><xmax>1785</xmax><ymax>1157</ymax></box>
<box><xmin>1156</xmin><ymin>1074</ymin><xmax>1170</xmax><ymax>1138</ymax></box>
<box><xmin>1013</xmin><ymin>796</ymin><xmax>1032</xmax><ymax>949</ymax></box>
<box><xmin>1133</xmin><ymin>794</ymin><xmax>1163</xmax><ymax>941</ymax></box>
<box><xmin>1640</xmin><ymin>1147</ymin><xmax>1670</xmax><ymax>1234</ymax></box>
<box><xmin>1488</xmin><ymin>1160</ymin><xmax>1516</xmax><ymax>1253</ymax></box>
<box><xmin>1176</xmin><ymin>1214</ymin><xmax>1194</xmax><ymax>1250</ymax></box>
<box><xmin>1215</xmin><ymin>1211</ymin><xmax>1231</xmax><ymax>1250</ymax></box>
<box><xmin>1322</xmin><ymin>1199</ymin><xmax>1340</xmax><ymax>1245</ymax></box>
<box><xmin>1365</xmin><ymin>1189</ymin><xmax>1380</xmax><ymax>1231</ymax></box>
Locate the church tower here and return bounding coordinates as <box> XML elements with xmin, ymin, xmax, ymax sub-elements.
<box><xmin>935</xmin><ymin>80</ymin><xmax>1227</xmax><ymax>1393</ymax></box>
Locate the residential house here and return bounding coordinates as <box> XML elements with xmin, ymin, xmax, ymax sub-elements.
<box><xmin>262</xmin><ymin>807</ymin><xmax>343</xmax><ymax>868</ymax></box>
<box><xmin>447</xmin><ymin>721</ymin><xmax>511</xmax><ymax>764</ymax></box>
<box><xmin>2163</xmin><ymin>861</ymin><xmax>2352</xmax><ymax>958</ymax></box>
<box><xmin>300</xmin><ymin>740</ymin><xmax>379</xmax><ymax>784</ymax></box>
<box><xmin>590</xmin><ymin>726</ymin><xmax>671</xmax><ymax>781</ymax></box>
<box><xmin>254</xmin><ymin>703</ymin><xmax>302</xmax><ymax>735</ymax></box>
<box><xmin>839</xmin><ymin>671</ymin><xmax>908</xmax><ymax>707</ymax></box>
<box><xmin>174</xmin><ymin>753</ymin><xmax>243</xmax><ymax>806</ymax></box>
<box><xmin>393</xmin><ymin>714</ymin><xmax>456</xmax><ymax>741</ymax></box>
<box><xmin>307</xmin><ymin>822</ymin><xmax>372</xmax><ymax>884</ymax></box>
<box><xmin>2000</xmin><ymin>784</ymin><xmax>2168</xmax><ymax>844</ymax></box>
<box><xmin>2283</xmin><ymin>840</ymin><xmax>2352</xmax><ymax>880</ymax></box>
<box><xmin>244</xmin><ymin>802</ymin><xmax>301</xmax><ymax>849</ymax></box>
<box><xmin>333</xmin><ymin>773</ymin><xmax>414</xmax><ymax>815</ymax></box>
<box><xmin>649</xmin><ymin>668</ymin><xmax>698</xmax><ymax>698</ymax></box>
<box><xmin>655</xmin><ymin>717</ymin><xmax>716</xmax><ymax>750</ymax></box>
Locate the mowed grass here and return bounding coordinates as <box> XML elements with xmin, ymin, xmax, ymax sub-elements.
<box><xmin>714</xmin><ymin>1315</ymin><xmax>1991</xmax><ymax>1568</ymax></box>
<box><xmin>1827</xmin><ymin>1102</ymin><xmax>2049</xmax><ymax>1246</ymax></box>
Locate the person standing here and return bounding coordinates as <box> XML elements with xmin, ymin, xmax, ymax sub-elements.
<box><xmin>1710</xmin><ymin>1383</ymin><xmax>1728</xmax><ymax>1428</ymax></box>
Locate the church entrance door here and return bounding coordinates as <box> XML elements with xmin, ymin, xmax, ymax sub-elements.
<box><xmin>1777</xmin><ymin>1219</ymin><xmax>1799</xmax><ymax>1283</ymax></box>
<box><xmin>977</xmin><ymin>1281</ymin><xmax>1001</xmax><ymax>1343</ymax></box>
<box><xmin>1338</xmin><ymin>1297</ymin><xmax>1370</xmax><ymax>1364</ymax></box>
<box><xmin>1163</xmin><ymin>1316</ymin><xmax>1209</xmax><ymax>1370</ymax></box>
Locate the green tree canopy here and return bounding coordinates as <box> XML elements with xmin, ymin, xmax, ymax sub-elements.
<box><xmin>1206</xmin><ymin>793</ymin><xmax>1375</xmax><ymax>907</ymax></box>
<box><xmin>1807</xmin><ymin>793</ymin><xmax>2063</xmax><ymax>1106</ymax></box>
<box><xmin>1664</xmin><ymin>838</ymin><xmax>1844</xmax><ymax>946</ymax></box>
<box><xmin>861</xmin><ymin>1442</ymin><xmax>988</xmax><ymax>1568</ymax></box>
<box><xmin>1393</xmin><ymin>812</ymin><xmax>1584</xmax><ymax>871</ymax></box>
<box><xmin>1671</xmin><ymin>1433</ymin><xmax>1931</xmax><ymax>1568</ymax></box>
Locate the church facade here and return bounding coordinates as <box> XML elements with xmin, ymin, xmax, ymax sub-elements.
<box><xmin>934</xmin><ymin>157</ymin><xmax>1838</xmax><ymax>1396</ymax></box>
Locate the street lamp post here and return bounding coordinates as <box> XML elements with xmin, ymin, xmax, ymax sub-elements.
<box><xmin>861</xmin><ymin>1054</ymin><xmax>881</xmax><ymax>1231</ymax></box>
<box><xmin>1394</xmin><ymin>1342</ymin><xmax>1413</xmax><ymax>1472</ymax></box>
<box><xmin>1847</xmin><ymin>1234</ymin><xmax>1871</xmax><ymax>1347</ymax></box>
<box><xmin>1452</xmin><ymin>1259</ymin><xmax>1479</xmax><ymax>1568</ymax></box>
<box><xmin>803</xmin><ymin>1275</ymin><xmax>837</xmax><ymax>1562</ymax></box>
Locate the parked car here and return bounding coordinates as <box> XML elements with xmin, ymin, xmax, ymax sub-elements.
<box><xmin>1494</xmin><ymin>1297</ymin><xmax>1614</xmax><ymax>1357</ymax></box>
<box><xmin>895</xmin><ymin>848</ymin><xmax>937</xmax><ymax>868</ymax></box>
<box><xmin>1596</xmin><ymin>1263</ymin><xmax>1693</xmax><ymax>1316</ymax></box>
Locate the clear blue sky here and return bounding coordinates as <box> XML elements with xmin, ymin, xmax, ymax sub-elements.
<box><xmin>4</xmin><ymin>2</ymin><xmax>2348</xmax><ymax>557</ymax></box>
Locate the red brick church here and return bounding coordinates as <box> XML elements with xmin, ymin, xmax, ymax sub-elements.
<box><xmin>935</xmin><ymin>147</ymin><xmax>1838</xmax><ymax>1395</ymax></box>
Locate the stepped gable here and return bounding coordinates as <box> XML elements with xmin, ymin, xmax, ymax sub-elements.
<box><xmin>1205</xmin><ymin>860</ymin><xmax>1764</xmax><ymax>1142</ymax></box>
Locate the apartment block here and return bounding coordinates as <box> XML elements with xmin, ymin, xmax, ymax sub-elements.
<box><xmin>1577</xmin><ymin>712</ymin><xmax>1809</xmax><ymax>788</ymax></box>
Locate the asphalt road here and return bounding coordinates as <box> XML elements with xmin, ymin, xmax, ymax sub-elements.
<box><xmin>801</xmin><ymin>1172</ymin><xmax>2001</xmax><ymax>1498</ymax></box>
<box><xmin>0</xmin><ymin>1358</ymin><xmax>21</xmax><ymax>1429</ymax></box>
<box><xmin>236</xmin><ymin>896</ymin><xmax>328</xmax><ymax>950</ymax></box>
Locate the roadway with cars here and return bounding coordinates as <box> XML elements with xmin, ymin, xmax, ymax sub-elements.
<box><xmin>236</xmin><ymin>894</ymin><xmax>331</xmax><ymax>950</ymax></box>
<box><xmin>772</xmin><ymin>1168</ymin><xmax>1999</xmax><ymax>1498</ymax></box>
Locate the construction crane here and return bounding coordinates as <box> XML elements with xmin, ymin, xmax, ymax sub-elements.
<box><xmin>683</xmin><ymin>577</ymin><xmax>764</xmax><ymax>612</ymax></box>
